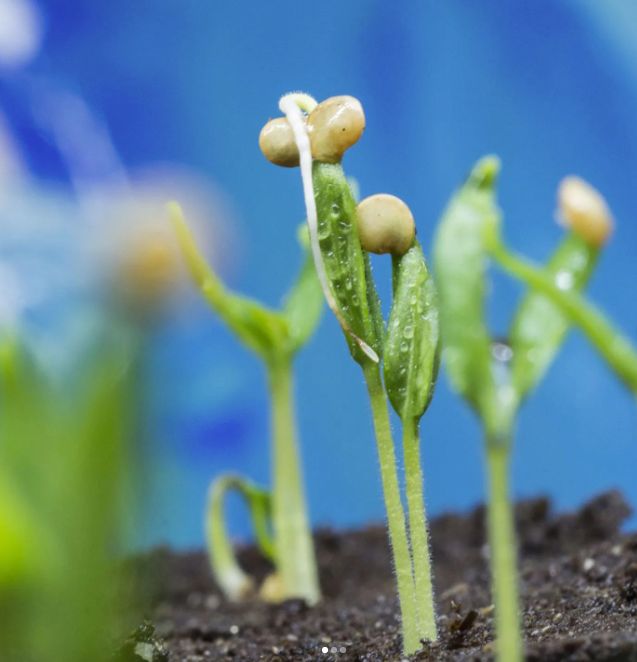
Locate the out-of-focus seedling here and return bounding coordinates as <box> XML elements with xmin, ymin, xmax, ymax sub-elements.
<box><xmin>169</xmin><ymin>203</ymin><xmax>323</xmax><ymax>605</ymax></box>
<box><xmin>268</xmin><ymin>92</ymin><xmax>439</xmax><ymax>653</ymax></box>
<box><xmin>433</xmin><ymin>159</ymin><xmax>608</xmax><ymax>662</ymax></box>
<box><xmin>487</xmin><ymin>177</ymin><xmax>637</xmax><ymax>396</ymax></box>
<box><xmin>0</xmin><ymin>330</ymin><xmax>137</xmax><ymax>662</ymax></box>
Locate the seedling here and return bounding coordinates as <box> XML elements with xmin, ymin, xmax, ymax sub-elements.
<box><xmin>0</xmin><ymin>330</ymin><xmax>137</xmax><ymax>662</ymax></box>
<box><xmin>269</xmin><ymin>92</ymin><xmax>439</xmax><ymax>654</ymax></box>
<box><xmin>0</xmin><ymin>219</ymin><xmax>185</xmax><ymax>660</ymax></box>
<box><xmin>432</xmin><ymin>158</ymin><xmax>608</xmax><ymax>662</ymax></box>
<box><xmin>169</xmin><ymin>203</ymin><xmax>323</xmax><ymax>605</ymax></box>
<box><xmin>486</xmin><ymin>177</ymin><xmax>637</xmax><ymax>396</ymax></box>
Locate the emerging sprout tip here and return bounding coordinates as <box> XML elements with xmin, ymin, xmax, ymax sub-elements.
<box><xmin>469</xmin><ymin>155</ymin><xmax>500</xmax><ymax>190</ymax></box>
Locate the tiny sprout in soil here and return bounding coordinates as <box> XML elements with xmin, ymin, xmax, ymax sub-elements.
<box><xmin>169</xmin><ymin>201</ymin><xmax>323</xmax><ymax>606</ymax></box>
<box><xmin>271</xmin><ymin>92</ymin><xmax>440</xmax><ymax>654</ymax></box>
<box><xmin>433</xmin><ymin>157</ymin><xmax>611</xmax><ymax>662</ymax></box>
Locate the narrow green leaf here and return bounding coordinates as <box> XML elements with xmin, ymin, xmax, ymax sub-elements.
<box><xmin>509</xmin><ymin>232</ymin><xmax>599</xmax><ymax>400</ymax></box>
<box><xmin>282</xmin><ymin>250</ymin><xmax>323</xmax><ymax>354</ymax></box>
<box><xmin>0</xmin><ymin>471</ymin><xmax>40</xmax><ymax>586</ymax></box>
<box><xmin>169</xmin><ymin>202</ymin><xmax>289</xmax><ymax>360</ymax></box>
<box><xmin>433</xmin><ymin>156</ymin><xmax>500</xmax><ymax>415</ymax></box>
<box><xmin>491</xmin><ymin>242</ymin><xmax>637</xmax><ymax>396</ymax></box>
<box><xmin>312</xmin><ymin>162</ymin><xmax>383</xmax><ymax>364</ymax></box>
<box><xmin>364</xmin><ymin>253</ymin><xmax>386</xmax><ymax>350</ymax></box>
<box><xmin>384</xmin><ymin>242</ymin><xmax>439</xmax><ymax>421</ymax></box>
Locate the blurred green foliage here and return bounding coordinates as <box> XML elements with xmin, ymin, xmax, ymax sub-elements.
<box><xmin>0</xmin><ymin>328</ymin><xmax>140</xmax><ymax>662</ymax></box>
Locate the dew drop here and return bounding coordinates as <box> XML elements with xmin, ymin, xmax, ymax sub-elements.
<box><xmin>555</xmin><ymin>270</ymin><xmax>574</xmax><ymax>290</ymax></box>
<box><xmin>491</xmin><ymin>341</ymin><xmax>513</xmax><ymax>364</ymax></box>
<box><xmin>318</xmin><ymin>223</ymin><xmax>331</xmax><ymax>241</ymax></box>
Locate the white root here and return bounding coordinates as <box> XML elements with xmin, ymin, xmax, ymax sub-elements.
<box><xmin>279</xmin><ymin>92</ymin><xmax>378</xmax><ymax>363</ymax></box>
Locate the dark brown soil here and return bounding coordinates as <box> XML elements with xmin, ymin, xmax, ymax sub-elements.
<box><xmin>133</xmin><ymin>492</ymin><xmax>637</xmax><ymax>661</ymax></box>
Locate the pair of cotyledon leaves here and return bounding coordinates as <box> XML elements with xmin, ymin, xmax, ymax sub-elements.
<box><xmin>170</xmin><ymin>202</ymin><xmax>323</xmax><ymax>365</ymax></box>
<box><xmin>434</xmin><ymin>157</ymin><xmax>599</xmax><ymax>441</ymax></box>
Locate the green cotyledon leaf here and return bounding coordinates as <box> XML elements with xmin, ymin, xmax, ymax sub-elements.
<box><xmin>312</xmin><ymin>161</ymin><xmax>384</xmax><ymax>365</ymax></box>
<box><xmin>0</xmin><ymin>470</ymin><xmax>41</xmax><ymax>587</ymax></box>
<box><xmin>384</xmin><ymin>242</ymin><xmax>439</xmax><ymax>422</ymax></box>
<box><xmin>282</xmin><ymin>227</ymin><xmax>324</xmax><ymax>354</ymax></box>
<box><xmin>170</xmin><ymin>203</ymin><xmax>289</xmax><ymax>361</ymax></box>
<box><xmin>509</xmin><ymin>232</ymin><xmax>600</xmax><ymax>402</ymax></box>
<box><xmin>433</xmin><ymin>156</ymin><xmax>501</xmax><ymax>417</ymax></box>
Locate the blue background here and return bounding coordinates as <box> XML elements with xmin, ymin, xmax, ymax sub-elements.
<box><xmin>1</xmin><ymin>1</ymin><xmax>636</xmax><ymax>548</ymax></box>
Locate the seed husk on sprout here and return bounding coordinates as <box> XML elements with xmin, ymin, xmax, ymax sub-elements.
<box><xmin>260</xmin><ymin>95</ymin><xmax>365</xmax><ymax>167</ymax></box>
<box><xmin>259</xmin><ymin>118</ymin><xmax>300</xmax><ymax>167</ymax></box>
<box><xmin>307</xmin><ymin>95</ymin><xmax>365</xmax><ymax>163</ymax></box>
<box><xmin>357</xmin><ymin>194</ymin><xmax>415</xmax><ymax>256</ymax></box>
<box><xmin>557</xmin><ymin>176</ymin><xmax>613</xmax><ymax>247</ymax></box>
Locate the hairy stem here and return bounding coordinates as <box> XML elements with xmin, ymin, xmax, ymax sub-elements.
<box><xmin>403</xmin><ymin>417</ymin><xmax>437</xmax><ymax>641</ymax></box>
<box><xmin>485</xmin><ymin>442</ymin><xmax>523</xmax><ymax>662</ymax></box>
<box><xmin>491</xmin><ymin>242</ymin><xmax>637</xmax><ymax>395</ymax></box>
<box><xmin>268</xmin><ymin>358</ymin><xmax>320</xmax><ymax>605</ymax></box>
<box><xmin>363</xmin><ymin>363</ymin><xmax>419</xmax><ymax>654</ymax></box>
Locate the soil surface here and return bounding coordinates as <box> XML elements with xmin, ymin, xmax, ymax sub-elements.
<box><xmin>131</xmin><ymin>491</ymin><xmax>637</xmax><ymax>661</ymax></box>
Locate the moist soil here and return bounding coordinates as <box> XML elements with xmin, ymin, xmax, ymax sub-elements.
<box><xmin>131</xmin><ymin>491</ymin><xmax>637</xmax><ymax>661</ymax></box>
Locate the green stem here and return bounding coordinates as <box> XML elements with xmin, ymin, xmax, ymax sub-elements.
<box><xmin>403</xmin><ymin>417</ymin><xmax>437</xmax><ymax>641</ymax></box>
<box><xmin>485</xmin><ymin>442</ymin><xmax>523</xmax><ymax>662</ymax></box>
<box><xmin>363</xmin><ymin>363</ymin><xmax>420</xmax><ymax>654</ymax></box>
<box><xmin>268</xmin><ymin>358</ymin><xmax>320</xmax><ymax>605</ymax></box>
<box><xmin>491</xmin><ymin>242</ymin><xmax>637</xmax><ymax>395</ymax></box>
<box><xmin>206</xmin><ymin>476</ymin><xmax>255</xmax><ymax>600</ymax></box>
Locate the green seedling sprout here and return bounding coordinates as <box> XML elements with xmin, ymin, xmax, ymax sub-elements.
<box><xmin>169</xmin><ymin>202</ymin><xmax>323</xmax><ymax>605</ymax></box>
<box><xmin>0</xmin><ymin>329</ymin><xmax>138</xmax><ymax>662</ymax></box>
<box><xmin>433</xmin><ymin>158</ymin><xmax>607</xmax><ymax>662</ymax></box>
<box><xmin>486</xmin><ymin>177</ymin><xmax>637</xmax><ymax>396</ymax></box>
<box><xmin>272</xmin><ymin>93</ymin><xmax>439</xmax><ymax>653</ymax></box>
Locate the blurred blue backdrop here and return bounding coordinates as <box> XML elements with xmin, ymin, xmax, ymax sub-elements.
<box><xmin>1</xmin><ymin>0</ymin><xmax>636</xmax><ymax>548</ymax></box>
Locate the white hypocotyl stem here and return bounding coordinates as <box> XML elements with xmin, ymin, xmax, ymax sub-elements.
<box><xmin>279</xmin><ymin>93</ymin><xmax>379</xmax><ymax>363</ymax></box>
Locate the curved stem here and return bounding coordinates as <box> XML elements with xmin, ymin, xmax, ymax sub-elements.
<box><xmin>491</xmin><ymin>242</ymin><xmax>637</xmax><ymax>395</ymax></box>
<box><xmin>363</xmin><ymin>363</ymin><xmax>419</xmax><ymax>654</ymax></box>
<box><xmin>485</xmin><ymin>442</ymin><xmax>523</xmax><ymax>662</ymax></box>
<box><xmin>268</xmin><ymin>358</ymin><xmax>320</xmax><ymax>605</ymax></box>
<box><xmin>206</xmin><ymin>476</ymin><xmax>256</xmax><ymax>601</ymax></box>
<box><xmin>403</xmin><ymin>417</ymin><xmax>437</xmax><ymax>641</ymax></box>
